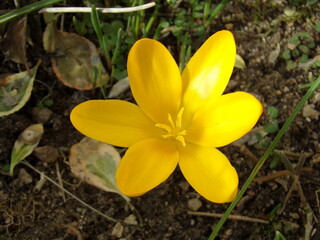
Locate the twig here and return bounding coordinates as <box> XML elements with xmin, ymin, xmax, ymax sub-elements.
<box><xmin>316</xmin><ymin>189</ymin><xmax>320</xmax><ymax>214</ymax></box>
<box><xmin>22</xmin><ymin>160</ymin><xmax>117</xmax><ymax>222</ymax></box>
<box><xmin>304</xmin><ymin>204</ymin><xmax>315</xmax><ymax>240</ymax></box>
<box><xmin>275</xmin><ymin>150</ymin><xmax>314</xmax><ymax>159</ymax></box>
<box><xmin>296</xmin><ymin>180</ymin><xmax>318</xmax><ymax>224</ymax></box>
<box><xmin>278</xmin><ymin>156</ymin><xmax>317</xmax><ymax>221</ymax></box>
<box><xmin>34</xmin><ymin>172</ymin><xmax>47</xmax><ymax>192</ymax></box>
<box><xmin>188</xmin><ymin>211</ymin><xmax>269</xmax><ymax>224</ymax></box>
<box><xmin>232</xmin><ymin>143</ymin><xmax>259</xmax><ymax>163</ymax></box>
<box><xmin>279</xmin><ymin>175</ymin><xmax>299</xmax><ymax>213</ymax></box>
<box><xmin>66</xmin><ymin>223</ymin><xmax>83</xmax><ymax>240</ymax></box>
<box><xmin>55</xmin><ymin>161</ymin><xmax>66</xmax><ymax>202</ymax></box>
<box><xmin>254</xmin><ymin>168</ymin><xmax>313</xmax><ymax>183</ymax></box>
<box><xmin>39</xmin><ymin>2</ymin><xmax>156</xmax><ymax>14</ymax></box>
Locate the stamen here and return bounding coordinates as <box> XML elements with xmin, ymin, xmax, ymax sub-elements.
<box><xmin>167</xmin><ymin>113</ymin><xmax>175</xmax><ymax>129</ymax></box>
<box><xmin>162</xmin><ymin>134</ymin><xmax>171</xmax><ymax>139</ymax></box>
<box><xmin>176</xmin><ymin>135</ymin><xmax>186</xmax><ymax>147</ymax></box>
<box><xmin>155</xmin><ymin>108</ymin><xmax>187</xmax><ymax>147</ymax></box>
<box><xmin>175</xmin><ymin>107</ymin><xmax>184</xmax><ymax>129</ymax></box>
<box><xmin>155</xmin><ymin>123</ymin><xmax>172</xmax><ymax>133</ymax></box>
<box><xmin>178</xmin><ymin>130</ymin><xmax>187</xmax><ymax>135</ymax></box>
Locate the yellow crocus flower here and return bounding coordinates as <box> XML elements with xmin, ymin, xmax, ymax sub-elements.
<box><xmin>70</xmin><ymin>30</ymin><xmax>263</xmax><ymax>203</ymax></box>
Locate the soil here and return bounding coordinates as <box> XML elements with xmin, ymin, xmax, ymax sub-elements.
<box><xmin>0</xmin><ymin>1</ymin><xmax>320</xmax><ymax>240</ymax></box>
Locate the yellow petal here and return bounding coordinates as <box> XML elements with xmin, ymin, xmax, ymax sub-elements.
<box><xmin>179</xmin><ymin>144</ymin><xmax>238</xmax><ymax>203</ymax></box>
<box><xmin>70</xmin><ymin>100</ymin><xmax>162</xmax><ymax>147</ymax></box>
<box><xmin>186</xmin><ymin>92</ymin><xmax>263</xmax><ymax>147</ymax></box>
<box><xmin>128</xmin><ymin>38</ymin><xmax>182</xmax><ymax>123</ymax></box>
<box><xmin>182</xmin><ymin>30</ymin><xmax>236</xmax><ymax>123</ymax></box>
<box><xmin>116</xmin><ymin>139</ymin><xmax>179</xmax><ymax>196</ymax></box>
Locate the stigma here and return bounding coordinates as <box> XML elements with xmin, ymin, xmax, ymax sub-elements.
<box><xmin>155</xmin><ymin>108</ymin><xmax>187</xmax><ymax>146</ymax></box>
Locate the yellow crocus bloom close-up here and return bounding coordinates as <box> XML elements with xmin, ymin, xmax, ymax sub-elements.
<box><xmin>70</xmin><ymin>30</ymin><xmax>263</xmax><ymax>203</ymax></box>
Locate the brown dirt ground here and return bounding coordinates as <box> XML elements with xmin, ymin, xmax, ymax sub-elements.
<box><xmin>0</xmin><ymin>1</ymin><xmax>320</xmax><ymax>240</ymax></box>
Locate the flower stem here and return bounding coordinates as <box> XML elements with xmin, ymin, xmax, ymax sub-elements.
<box><xmin>208</xmin><ymin>74</ymin><xmax>320</xmax><ymax>240</ymax></box>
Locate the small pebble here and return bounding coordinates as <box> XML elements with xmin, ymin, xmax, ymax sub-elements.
<box><xmin>112</xmin><ymin>222</ymin><xmax>124</xmax><ymax>238</ymax></box>
<box><xmin>32</xmin><ymin>107</ymin><xmax>53</xmax><ymax>123</ymax></box>
<box><xmin>188</xmin><ymin>198</ymin><xmax>202</xmax><ymax>211</ymax></box>
<box><xmin>290</xmin><ymin>213</ymin><xmax>300</xmax><ymax>219</ymax></box>
<box><xmin>223</xmin><ymin>229</ymin><xmax>233</xmax><ymax>238</ymax></box>
<box><xmin>303</xmin><ymin>104</ymin><xmax>319</xmax><ymax>120</ymax></box>
<box><xmin>275</xmin><ymin>90</ymin><xmax>282</xmax><ymax>95</ymax></box>
<box><xmin>124</xmin><ymin>214</ymin><xmax>138</xmax><ymax>225</ymax></box>
<box><xmin>313</xmin><ymin>92</ymin><xmax>320</xmax><ymax>102</ymax></box>
<box><xmin>179</xmin><ymin>181</ymin><xmax>190</xmax><ymax>192</ymax></box>
<box><xmin>283</xmin><ymin>86</ymin><xmax>290</xmax><ymax>92</ymax></box>
<box><xmin>225</xmin><ymin>23</ymin><xmax>234</xmax><ymax>30</ymax></box>
<box><xmin>13</xmin><ymin>168</ymin><xmax>33</xmax><ymax>187</ymax></box>
<box><xmin>33</xmin><ymin>145</ymin><xmax>59</xmax><ymax>163</ymax></box>
<box><xmin>312</xmin><ymin>154</ymin><xmax>320</xmax><ymax>164</ymax></box>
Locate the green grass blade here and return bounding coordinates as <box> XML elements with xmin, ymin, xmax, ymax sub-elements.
<box><xmin>90</xmin><ymin>5</ymin><xmax>111</xmax><ymax>65</ymax></box>
<box><xmin>0</xmin><ymin>0</ymin><xmax>64</xmax><ymax>24</ymax></box>
<box><xmin>208</xmin><ymin>74</ymin><xmax>320</xmax><ymax>240</ymax></box>
<box><xmin>144</xmin><ymin>6</ymin><xmax>158</xmax><ymax>37</ymax></box>
<box><xmin>112</xmin><ymin>28</ymin><xmax>122</xmax><ymax>64</ymax></box>
<box><xmin>205</xmin><ymin>0</ymin><xmax>230</xmax><ymax>28</ymax></box>
<box><xmin>110</xmin><ymin>28</ymin><xmax>123</xmax><ymax>80</ymax></box>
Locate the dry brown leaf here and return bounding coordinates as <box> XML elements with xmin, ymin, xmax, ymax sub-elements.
<box><xmin>43</xmin><ymin>22</ymin><xmax>108</xmax><ymax>90</ymax></box>
<box><xmin>2</xmin><ymin>16</ymin><xmax>28</xmax><ymax>68</ymax></box>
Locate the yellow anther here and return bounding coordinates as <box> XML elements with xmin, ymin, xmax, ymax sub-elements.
<box><xmin>178</xmin><ymin>130</ymin><xmax>187</xmax><ymax>135</ymax></box>
<box><xmin>155</xmin><ymin>108</ymin><xmax>187</xmax><ymax>147</ymax></box>
<box><xmin>175</xmin><ymin>107</ymin><xmax>184</xmax><ymax>129</ymax></box>
<box><xmin>167</xmin><ymin>113</ymin><xmax>175</xmax><ymax>129</ymax></box>
<box><xmin>162</xmin><ymin>134</ymin><xmax>171</xmax><ymax>139</ymax></box>
<box><xmin>176</xmin><ymin>135</ymin><xmax>186</xmax><ymax>147</ymax></box>
<box><xmin>155</xmin><ymin>123</ymin><xmax>172</xmax><ymax>134</ymax></box>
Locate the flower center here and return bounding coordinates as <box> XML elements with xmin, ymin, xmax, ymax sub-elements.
<box><xmin>155</xmin><ymin>108</ymin><xmax>187</xmax><ymax>146</ymax></box>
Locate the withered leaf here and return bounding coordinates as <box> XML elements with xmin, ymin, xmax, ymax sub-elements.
<box><xmin>69</xmin><ymin>137</ymin><xmax>130</xmax><ymax>202</ymax></box>
<box><xmin>43</xmin><ymin>22</ymin><xmax>108</xmax><ymax>90</ymax></box>
<box><xmin>0</xmin><ymin>61</ymin><xmax>41</xmax><ymax>117</ymax></box>
<box><xmin>10</xmin><ymin>123</ymin><xmax>44</xmax><ymax>176</ymax></box>
<box><xmin>2</xmin><ymin>16</ymin><xmax>28</xmax><ymax>68</ymax></box>
<box><xmin>108</xmin><ymin>77</ymin><xmax>129</xmax><ymax>98</ymax></box>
